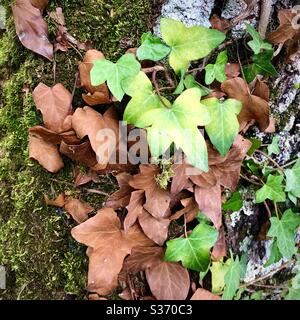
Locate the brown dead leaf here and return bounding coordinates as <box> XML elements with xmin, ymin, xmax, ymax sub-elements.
<box><xmin>253</xmin><ymin>78</ymin><xmax>270</xmax><ymax>102</ymax></box>
<box><xmin>30</xmin><ymin>0</ymin><xmax>48</xmax><ymax>11</ymax></box>
<box><xmin>33</xmin><ymin>83</ymin><xmax>73</xmax><ymax>133</ymax></box>
<box><xmin>12</xmin><ymin>0</ymin><xmax>53</xmax><ymax>60</ymax></box>
<box><xmin>170</xmin><ymin>163</ymin><xmax>194</xmax><ymax>194</ymax></box>
<box><xmin>123</xmin><ymin>246</ymin><xmax>163</xmax><ymax>273</ymax></box>
<box><xmin>49</xmin><ymin>7</ymin><xmax>65</xmax><ymax>25</ymax></box>
<box><xmin>146</xmin><ymin>261</ymin><xmax>190</xmax><ymax>300</ymax></box>
<box><xmin>225</xmin><ymin>63</ymin><xmax>240</xmax><ymax>79</ymax></box>
<box><xmin>267</xmin><ymin>9</ymin><xmax>300</xmax><ymax>44</ymax></box>
<box><xmin>194</xmin><ymin>183</ymin><xmax>222</xmax><ymax>229</ymax></box>
<box><xmin>29</xmin><ymin>135</ymin><xmax>64</xmax><ymax>173</ymax></box>
<box><xmin>129</xmin><ymin>165</ymin><xmax>171</xmax><ymax>219</ymax></box>
<box><xmin>106</xmin><ymin>172</ymin><xmax>133</xmax><ymax>209</ymax></box>
<box><xmin>138</xmin><ymin>209</ymin><xmax>170</xmax><ymax>246</ymax></box>
<box><xmin>79</xmin><ymin>49</ymin><xmax>110</xmax><ymax>96</ymax></box>
<box><xmin>221</xmin><ymin>77</ymin><xmax>270</xmax><ymax>131</ymax></box>
<box><xmin>190</xmin><ymin>288</ymin><xmax>220</xmax><ymax>300</ymax></box>
<box><xmin>264</xmin><ymin>117</ymin><xmax>276</xmax><ymax>133</ymax></box>
<box><xmin>64</xmin><ymin>197</ymin><xmax>94</xmax><ymax>224</ymax></box>
<box><xmin>72</xmin><ymin>208</ymin><xmax>154</xmax><ymax>294</ymax></box>
<box><xmin>82</xmin><ymin>91</ymin><xmax>111</xmax><ymax>106</ymax></box>
<box><xmin>74</xmin><ymin>169</ymin><xmax>99</xmax><ymax>187</ymax></box>
<box><xmin>44</xmin><ymin>193</ymin><xmax>65</xmax><ymax>207</ymax></box>
<box><xmin>124</xmin><ymin>190</ymin><xmax>144</xmax><ymax>232</ymax></box>
<box><xmin>210</xmin><ymin>14</ymin><xmax>230</xmax><ymax>33</ymax></box>
<box><xmin>211</xmin><ymin>226</ymin><xmax>227</xmax><ymax>261</ymax></box>
<box><xmin>170</xmin><ymin>197</ymin><xmax>199</xmax><ymax>223</ymax></box>
<box><xmin>29</xmin><ymin>125</ymin><xmax>61</xmax><ymax>145</ymax></box>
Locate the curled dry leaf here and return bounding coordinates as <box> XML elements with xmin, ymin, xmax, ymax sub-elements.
<box><xmin>190</xmin><ymin>288</ymin><xmax>220</xmax><ymax>300</ymax></box>
<box><xmin>82</xmin><ymin>91</ymin><xmax>111</xmax><ymax>106</ymax></box>
<box><xmin>211</xmin><ymin>226</ymin><xmax>227</xmax><ymax>261</ymax></box>
<box><xmin>64</xmin><ymin>197</ymin><xmax>94</xmax><ymax>224</ymax></box>
<box><xmin>33</xmin><ymin>83</ymin><xmax>73</xmax><ymax>133</ymax></box>
<box><xmin>12</xmin><ymin>0</ymin><xmax>53</xmax><ymax>60</ymax></box>
<box><xmin>146</xmin><ymin>261</ymin><xmax>190</xmax><ymax>300</ymax></box>
<box><xmin>29</xmin><ymin>125</ymin><xmax>61</xmax><ymax>145</ymax></box>
<box><xmin>170</xmin><ymin>197</ymin><xmax>199</xmax><ymax>223</ymax></box>
<box><xmin>129</xmin><ymin>165</ymin><xmax>171</xmax><ymax>219</ymax></box>
<box><xmin>71</xmin><ymin>208</ymin><xmax>154</xmax><ymax>295</ymax></box>
<box><xmin>44</xmin><ymin>193</ymin><xmax>65</xmax><ymax>207</ymax></box>
<box><xmin>49</xmin><ymin>7</ymin><xmax>65</xmax><ymax>25</ymax></box>
<box><xmin>30</xmin><ymin>0</ymin><xmax>48</xmax><ymax>11</ymax></box>
<box><xmin>267</xmin><ymin>9</ymin><xmax>300</xmax><ymax>44</ymax></box>
<box><xmin>221</xmin><ymin>77</ymin><xmax>270</xmax><ymax>131</ymax></box>
<box><xmin>210</xmin><ymin>14</ymin><xmax>230</xmax><ymax>33</ymax></box>
<box><xmin>106</xmin><ymin>172</ymin><xmax>133</xmax><ymax>209</ymax></box>
<box><xmin>74</xmin><ymin>169</ymin><xmax>99</xmax><ymax>187</ymax></box>
<box><xmin>29</xmin><ymin>135</ymin><xmax>64</xmax><ymax>173</ymax></box>
<box><xmin>124</xmin><ymin>190</ymin><xmax>144</xmax><ymax>232</ymax></box>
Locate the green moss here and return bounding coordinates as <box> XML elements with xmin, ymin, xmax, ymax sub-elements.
<box><xmin>0</xmin><ymin>0</ymin><xmax>152</xmax><ymax>299</ymax></box>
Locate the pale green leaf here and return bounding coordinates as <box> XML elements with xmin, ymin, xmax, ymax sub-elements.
<box><xmin>285</xmin><ymin>158</ymin><xmax>300</xmax><ymax>198</ymax></box>
<box><xmin>160</xmin><ymin>18</ymin><xmax>225</xmax><ymax>73</ymax></box>
<box><xmin>267</xmin><ymin>136</ymin><xmax>280</xmax><ymax>156</ymax></box>
<box><xmin>137</xmin><ymin>32</ymin><xmax>170</xmax><ymax>61</ymax></box>
<box><xmin>184</xmin><ymin>74</ymin><xmax>211</xmax><ymax>96</ymax></box>
<box><xmin>164</xmin><ymin>223</ymin><xmax>218</xmax><ymax>272</ymax></box>
<box><xmin>205</xmin><ymin>50</ymin><xmax>228</xmax><ymax>85</ymax></box>
<box><xmin>91</xmin><ymin>53</ymin><xmax>140</xmax><ymax>101</ymax></box>
<box><xmin>256</xmin><ymin>174</ymin><xmax>286</xmax><ymax>203</ymax></box>
<box><xmin>222</xmin><ymin>256</ymin><xmax>241</xmax><ymax>300</ymax></box>
<box><xmin>245</xmin><ymin>23</ymin><xmax>273</xmax><ymax>54</ymax></box>
<box><xmin>210</xmin><ymin>259</ymin><xmax>231</xmax><ymax>294</ymax></box>
<box><xmin>264</xmin><ymin>239</ymin><xmax>282</xmax><ymax>267</ymax></box>
<box><xmin>222</xmin><ymin>192</ymin><xmax>243</xmax><ymax>211</ymax></box>
<box><xmin>203</xmin><ymin>97</ymin><xmax>242</xmax><ymax>156</ymax></box>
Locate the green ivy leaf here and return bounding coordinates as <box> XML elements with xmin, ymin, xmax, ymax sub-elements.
<box><xmin>160</xmin><ymin>18</ymin><xmax>225</xmax><ymax>73</ymax></box>
<box><xmin>184</xmin><ymin>74</ymin><xmax>211</xmax><ymax>96</ymax></box>
<box><xmin>210</xmin><ymin>259</ymin><xmax>231</xmax><ymax>294</ymax></box>
<box><xmin>173</xmin><ymin>68</ymin><xmax>186</xmax><ymax>94</ymax></box>
<box><xmin>245</xmin><ymin>23</ymin><xmax>273</xmax><ymax>54</ymax></box>
<box><xmin>247</xmin><ymin>138</ymin><xmax>262</xmax><ymax>156</ymax></box>
<box><xmin>267</xmin><ymin>136</ymin><xmax>280</xmax><ymax>156</ymax></box>
<box><xmin>264</xmin><ymin>239</ymin><xmax>282</xmax><ymax>267</ymax></box>
<box><xmin>164</xmin><ymin>223</ymin><xmax>218</xmax><ymax>271</ymax></box>
<box><xmin>137</xmin><ymin>32</ymin><xmax>170</xmax><ymax>61</ymax></box>
<box><xmin>243</xmin><ymin>50</ymin><xmax>277</xmax><ymax>83</ymax></box>
<box><xmin>256</xmin><ymin>174</ymin><xmax>286</xmax><ymax>203</ymax></box>
<box><xmin>205</xmin><ymin>50</ymin><xmax>228</xmax><ymax>85</ymax></box>
<box><xmin>245</xmin><ymin>159</ymin><xmax>260</xmax><ymax>175</ymax></box>
<box><xmin>222</xmin><ymin>192</ymin><xmax>243</xmax><ymax>211</ymax></box>
<box><xmin>139</xmin><ymin>88</ymin><xmax>211</xmax><ymax>171</ymax></box>
<box><xmin>285</xmin><ymin>288</ymin><xmax>300</xmax><ymax>300</ymax></box>
<box><xmin>91</xmin><ymin>53</ymin><xmax>141</xmax><ymax>101</ymax></box>
<box><xmin>285</xmin><ymin>159</ymin><xmax>300</xmax><ymax>198</ymax></box>
<box><xmin>222</xmin><ymin>256</ymin><xmax>241</xmax><ymax>300</ymax></box>
<box><xmin>203</xmin><ymin>97</ymin><xmax>242</xmax><ymax>156</ymax></box>
<box><xmin>122</xmin><ymin>71</ymin><xmax>162</xmax><ymax>127</ymax></box>
<box><xmin>267</xmin><ymin>209</ymin><xmax>300</xmax><ymax>259</ymax></box>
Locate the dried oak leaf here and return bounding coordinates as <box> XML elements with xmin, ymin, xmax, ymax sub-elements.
<box><xmin>106</xmin><ymin>172</ymin><xmax>133</xmax><ymax>209</ymax></box>
<box><xmin>71</xmin><ymin>208</ymin><xmax>154</xmax><ymax>295</ymax></box>
<box><xmin>208</xmin><ymin>135</ymin><xmax>252</xmax><ymax>191</ymax></box>
<box><xmin>12</xmin><ymin>0</ymin><xmax>53</xmax><ymax>60</ymax></box>
<box><xmin>210</xmin><ymin>14</ymin><xmax>230</xmax><ymax>33</ymax></box>
<box><xmin>44</xmin><ymin>193</ymin><xmax>65</xmax><ymax>207</ymax></box>
<box><xmin>33</xmin><ymin>83</ymin><xmax>73</xmax><ymax>133</ymax></box>
<box><xmin>267</xmin><ymin>9</ymin><xmax>300</xmax><ymax>44</ymax></box>
<box><xmin>221</xmin><ymin>77</ymin><xmax>270</xmax><ymax>131</ymax></box>
<box><xmin>211</xmin><ymin>226</ymin><xmax>227</xmax><ymax>261</ymax></box>
<box><xmin>194</xmin><ymin>183</ymin><xmax>222</xmax><ymax>229</ymax></box>
<box><xmin>29</xmin><ymin>135</ymin><xmax>64</xmax><ymax>173</ymax></box>
<box><xmin>64</xmin><ymin>197</ymin><xmax>94</xmax><ymax>224</ymax></box>
<box><xmin>129</xmin><ymin>165</ymin><xmax>171</xmax><ymax>219</ymax></box>
<box><xmin>145</xmin><ymin>262</ymin><xmax>190</xmax><ymax>300</ymax></box>
<box><xmin>191</xmin><ymin>288</ymin><xmax>220</xmax><ymax>300</ymax></box>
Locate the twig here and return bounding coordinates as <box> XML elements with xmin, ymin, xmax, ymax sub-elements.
<box><xmin>84</xmin><ymin>188</ymin><xmax>110</xmax><ymax>197</ymax></box>
<box><xmin>264</xmin><ymin>200</ymin><xmax>272</xmax><ymax>217</ymax></box>
<box><xmin>254</xmin><ymin>150</ymin><xmax>285</xmax><ymax>174</ymax></box>
<box><xmin>230</xmin><ymin>0</ymin><xmax>257</xmax><ymax>28</ymax></box>
<box><xmin>53</xmin><ymin>52</ymin><xmax>56</xmax><ymax>84</ymax></box>
<box><xmin>142</xmin><ymin>66</ymin><xmax>165</xmax><ymax>74</ymax></box>
<box><xmin>273</xmin><ymin>43</ymin><xmax>284</xmax><ymax>57</ymax></box>
<box><xmin>71</xmin><ymin>71</ymin><xmax>79</xmax><ymax>103</ymax></box>
<box><xmin>258</xmin><ymin>0</ymin><xmax>272</xmax><ymax>39</ymax></box>
<box><xmin>274</xmin><ymin>201</ymin><xmax>280</xmax><ymax>219</ymax></box>
<box><xmin>240</xmin><ymin>173</ymin><xmax>263</xmax><ymax>186</ymax></box>
<box><xmin>282</xmin><ymin>159</ymin><xmax>298</xmax><ymax>168</ymax></box>
<box><xmin>184</xmin><ymin>214</ymin><xmax>188</xmax><ymax>238</ymax></box>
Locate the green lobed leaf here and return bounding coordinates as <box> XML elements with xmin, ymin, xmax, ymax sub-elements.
<box><xmin>173</xmin><ymin>68</ymin><xmax>186</xmax><ymax>94</ymax></box>
<box><xmin>203</xmin><ymin>97</ymin><xmax>242</xmax><ymax>156</ymax></box>
<box><xmin>245</xmin><ymin>23</ymin><xmax>273</xmax><ymax>54</ymax></box>
<box><xmin>164</xmin><ymin>223</ymin><xmax>218</xmax><ymax>272</ymax></box>
<box><xmin>247</xmin><ymin>138</ymin><xmax>262</xmax><ymax>156</ymax></box>
<box><xmin>205</xmin><ymin>50</ymin><xmax>228</xmax><ymax>85</ymax></box>
<box><xmin>184</xmin><ymin>74</ymin><xmax>211</xmax><ymax>96</ymax></box>
<box><xmin>267</xmin><ymin>136</ymin><xmax>280</xmax><ymax>156</ymax></box>
<box><xmin>210</xmin><ymin>259</ymin><xmax>231</xmax><ymax>294</ymax></box>
<box><xmin>256</xmin><ymin>174</ymin><xmax>286</xmax><ymax>203</ymax></box>
<box><xmin>264</xmin><ymin>239</ymin><xmax>282</xmax><ymax>267</ymax></box>
<box><xmin>138</xmin><ymin>88</ymin><xmax>211</xmax><ymax>171</ymax></box>
<box><xmin>222</xmin><ymin>192</ymin><xmax>243</xmax><ymax>211</ymax></box>
<box><xmin>91</xmin><ymin>53</ymin><xmax>141</xmax><ymax>101</ymax></box>
<box><xmin>285</xmin><ymin>158</ymin><xmax>300</xmax><ymax>198</ymax></box>
<box><xmin>160</xmin><ymin>18</ymin><xmax>226</xmax><ymax>73</ymax></box>
<box><xmin>222</xmin><ymin>256</ymin><xmax>241</xmax><ymax>300</ymax></box>
<box><xmin>137</xmin><ymin>32</ymin><xmax>171</xmax><ymax>61</ymax></box>
<box><xmin>267</xmin><ymin>209</ymin><xmax>300</xmax><ymax>259</ymax></box>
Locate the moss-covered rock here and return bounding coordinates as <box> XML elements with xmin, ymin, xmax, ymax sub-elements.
<box><xmin>0</xmin><ymin>0</ymin><xmax>152</xmax><ymax>299</ymax></box>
